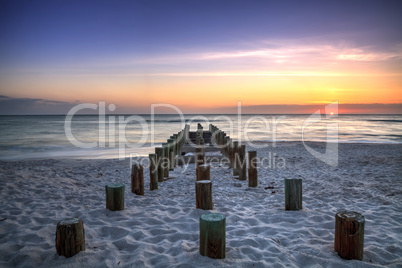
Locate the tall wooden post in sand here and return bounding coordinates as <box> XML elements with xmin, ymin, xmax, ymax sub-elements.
<box><xmin>248</xmin><ymin>151</ymin><xmax>257</xmax><ymax>187</ymax></box>
<box><xmin>155</xmin><ymin>147</ymin><xmax>164</xmax><ymax>182</ymax></box>
<box><xmin>223</xmin><ymin>136</ymin><xmax>230</xmax><ymax>157</ymax></box>
<box><xmin>184</xmin><ymin>124</ymin><xmax>190</xmax><ymax>144</ymax></box>
<box><xmin>284</xmin><ymin>178</ymin><xmax>302</xmax><ymax>210</ymax></box>
<box><xmin>197</xmin><ymin>164</ymin><xmax>210</xmax><ymax>181</ymax></box>
<box><xmin>56</xmin><ymin>217</ymin><xmax>85</xmax><ymax>258</ymax></box>
<box><xmin>238</xmin><ymin>145</ymin><xmax>247</xmax><ymax>181</ymax></box>
<box><xmin>172</xmin><ymin>134</ymin><xmax>178</xmax><ymax>166</ymax></box>
<box><xmin>167</xmin><ymin>138</ymin><xmax>175</xmax><ymax>171</ymax></box>
<box><xmin>105</xmin><ymin>183</ymin><xmax>125</xmax><ymax>211</ymax></box>
<box><xmin>335</xmin><ymin>210</ymin><xmax>365</xmax><ymax>260</ymax></box>
<box><xmin>199</xmin><ymin>213</ymin><xmax>226</xmax><ymax>259</ymax></box>
<box><xmin>232</xmin><ymin>141</ymin><xmax>239</xmax><ymax>176</ymax></box>
<box><xmin>195</xmin><ymin>145</ymin><xmax>205</xmax><ymax>180</ymax></box>
<box><xmin>195</xmin><ymin>180</ymin><xmax>213</xmax><ymax>210</ymax></box>
<box><xmin>219</xmin><ymin>131</ymin><xmax>225</xmax><ymax>149</ymax></box>
<box><xmin>131</xmin><ymin>164</ymin><xmax>144</xmax><ymax>195</ymax></box>
<box><xmin>149</xmin><ymin>154</ymin><xmax>158</xmax><ymax>190</ymax></box>
<box><xmin>162</xmin><ymin>143</ymin><xmax>169</xmax><ymax>178</ymax></box>
<box><xmin>227</xmin><ymin>139</ymin><xmax>233</xmax><ymax>168</ymax></box>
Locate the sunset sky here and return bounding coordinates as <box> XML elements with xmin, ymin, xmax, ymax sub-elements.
<box><xmin>0</xmin><ymin>0</ymin><xmax>401</xmax><ymax>114</ymax></box>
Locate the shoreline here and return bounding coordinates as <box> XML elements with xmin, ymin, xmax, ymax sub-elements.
<box><xmin>1</xmin><ymin>141</ymin><xmax>402</xmax><ymax>162</ymax></box>
<box><xmin>0</xmin><ymin>142</ymin><xmax>401</xmax><ymax>267</ymax></box>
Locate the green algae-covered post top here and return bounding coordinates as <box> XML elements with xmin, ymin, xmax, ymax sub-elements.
<box><xmin>106</xmin><ymin>183</ymin><xmax>124</xmax><ymax>188</ymax></box>
<box><xmin>199</xmin><ymin>213</ymin><xmax>226</xmax><ymax>259</ymax></box>
<box><xmin>200</xmin><ymin>213</ymin><xmax>225</xmax><ymax>222</ymax></box>
<box><xmin>105</xmin><ymin>183</ymin><xmax>125</xmax><ymax>211</ymax></box>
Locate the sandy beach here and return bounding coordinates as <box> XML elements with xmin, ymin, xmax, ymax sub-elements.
<box><xmin>0</xmin><ymin>142</ymin><xmax>401</xmax><ymax>267</ymax></box>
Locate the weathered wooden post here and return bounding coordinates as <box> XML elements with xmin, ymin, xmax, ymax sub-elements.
<box><xmin>162</xmin><ymin>143</ymin><xmax>169</xmax><ymax>178</ymax></box>
<box><xmin>171</xmin><ymin>134</ymin><xmax>178</xmax><ymax>167</ymax></box>
<box><xmin>149</xmin><ymin>154</ymin><xmax>158</xmax><ymax>190</ymax></box>
<box><xmin>197</xmin><ymin>164</ymin><xmax>210</xmax><ymax>181</ymax></box>
<box><xmin>215</xmin><ymin>130</ymin><xmax>220</xmax><ymax>146</ymax></box>
<box><xmin>223</xmin><ymin>136</ymin><xmax>229</xmax><ymax>157</ymax></box>
<box><xmin>131</xmin><ymin>164</ymin><xmax>144</xmax><ymax>195</ymax></box>
<box><xmin>212</xmin><ymin>129</ymin><xmax>218</xmax><ymax>147</ymax></box>
<box><xmin>105</xmin><ymin>183</ymin><xmax>125</xmax><ymax>211</ymax></box>
<box><xmin>195</xmin><ymin>180</ymin><xmax>213</xmax><ymax>210</ymax></box>
<box><xmin>185</xmin><ymin>124</ymin><xmax>190</xmax><ymax>143</ymax></box>
<box><xmin>238</xmin><ymin>145</ymin><xmax>247</xmax><ymax>181</ymax></box>
<box><xmin>177</xmin><ymin>131</ymin><xmax>183</xmax><ymax>156</ymax></box>
<box><xmin>167</xmin><ymin>138</ymin><xmax>175</xmax><ymax>171</ymax></box>
<box><xmin>284</xmin><ymin>178</ymin><xmax>302</xmax><ymax>210</ymax></box>
<box><xmin>232</xmin><ymin>141</ymin><xmax>239</xmax><ymax>176</ymax></box>
<box><xmin>199</xmin><ymin>137</ymin><xmax>205</xmax><ymax>147</ymax></box>
<box><xmin>199</xmin><ymin>213</ymin><xmax>226</xmax><ymax>259</ymax></box>
<box><xmin>195</xmin><ymin>145</ymin><xmax>205</xmax><ymax>180</ymax></box>
<box><xmin>55</xmin><ymin>217</ymin><xmax>85</xmax><ymax>258</ymax></box>
<box><xmin>335</xmin><ymin>210</ymin><xmax>365</xmax><ymax>260</ymax></box>
<box><xmin>155</xmin><ymin>147</ymin><xmax>164</xmax><ymax>183</ymax></box>
<box><xmin>248</xmin><ymin>151</ymin><xmax>257</xmax><ymax>187</ymax></box>
<box><xmin>172</xmin><ymin>134</ymin><xmax>178</xmax><ymax>159</ymax></box>
<box><xmin>227</xmin><ymin>139</ymin><xmax>233</xmax><ymax>168</ymax></box>
<box><xmin>197</xmin><ymin>125</ymin><xmax>203</xmax><ymax>144</ymax></box>
<box><xmin>219</xmin><ymin>131</ymin><xmax>224</xmax><ymax>148</ymax></box>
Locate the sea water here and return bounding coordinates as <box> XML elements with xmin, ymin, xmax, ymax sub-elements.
<box><xmin>0</xmin><ymin>114</ymin><xmax>401</xmax><ymax>160</ymax></box>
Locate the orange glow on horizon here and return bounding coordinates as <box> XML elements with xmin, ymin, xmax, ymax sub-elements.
<box><xmin>1</xmin><ymin>64</ymin><xmax>401</xmax><ymax>114</ymax></box>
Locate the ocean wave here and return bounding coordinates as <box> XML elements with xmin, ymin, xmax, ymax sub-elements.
<box><xmin>367</xmin><ymin>119</ymin><xmax>402</xmax><ymax>123</ymax></box>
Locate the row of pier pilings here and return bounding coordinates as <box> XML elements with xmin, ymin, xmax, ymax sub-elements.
<box><xmin>55</xmin><ymin>123</ymin><xmax>364</xmax><ymax>261</ymax></box>
<box><xmin>55</xmin><ymin>124</ymin><xmax>192</xmax><ymax>258</ymax></box>
<box><xmin>209</xmin><ymin>124</ymin><xmax>256</xmax><ymax>186</ymax></box>
<box><xmin>131</xmin><ymin>124</ymin><xmax>191</xmax><ymax>194</ymax></box>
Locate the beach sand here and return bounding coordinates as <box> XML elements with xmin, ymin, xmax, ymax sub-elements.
<box><xmin>0</xmin><ymin>142</ymin><xmax>401</xmax><ymax>267</ymax></box>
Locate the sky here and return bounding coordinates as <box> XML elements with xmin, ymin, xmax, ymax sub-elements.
<box><xmin>0</xmin><ymin>0</ymin><xmax>401</xmax><ymax>114</ymax></box>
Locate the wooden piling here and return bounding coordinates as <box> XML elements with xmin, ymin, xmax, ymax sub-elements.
<box><xmin>199</xmin><ymin>213</ymin><xmax>226</xmax><ymax>259</ymax></box>
<box><xmin>238</xmin><ymin>145</ymin><xmax>247</xmax><ymax>181</ymax></box>
<box><xmin>172</xmin><ymin>134</ymin><xmax>178</xmax><ymax>162</ymax></box>
<box><xmin>149</xmin><ymin>154</ymin><xmax>158</xmax><ymax>190</ymax></box>
<box><xmin>167</xmin><ymin>138</ymin><xmax>175</xmax><ymax>170</ymax></box>
<box><xmin>248</xmin><ymin>151</ymin><xmax>257</xmax><ymax>187</ymax></box>
<box><xmin>195</xmin><ymin>180</ymin><xmax>213</xmax><ymax>210</ymax></box>
<box><xmin>335</xmin><ymin>210</ymin><xmax>365</xmax><ymax>260</ymax></box>
<box><xmin>227</xmin><ymin>139</ymin><xmax>233</xmax><ymax>168</ymax></box>
<box><xmin>155</xmin><ymin>147</ymin><xmax>164</xmax><ymax>183</ymax></box>
<box><xmin>168</xmin><ymin>138</ymin><xmax>176</xmax><ymax>170</ymax></box>
<box><xmin>131</xmin><ymin>164</ymin><xmax>144</xmax><ymax>195</ymax></box>
<box><xmin>233</xmin><ymin>141</ymin><xmax>239</xmax><ymax>176</ymax></box>
<box><xmin>162</xmin><ymin>143</ymin><xmax>169</xmax><ymax>178</ymax></box>
<box><xmin>195</xmin><ymin>146</ymin><xmax>205</xmax><ymax>179</ymax></box>
<box><xmin>222</xmin><ymin>136</ymin><xmax>229</xmax><ymax>157</ymax></box>
<box><xmin>105</xmin><ymin>183</ymin><xmax>125</xmax><ymax>211</ymax></box>
<box><xmin>284</xmin><ymin>178</ymin><xmax>302</xmax><ymax>210</ymax></box>
<box><xmin>185</xmin><ymin>124</ymin><xmax>190</xmax><ymax>143</ymax></box>
<box><xmin>197</xmin><ymin>164</ymin><xmax>210</xmax><ymax>181</ymax></box>
<box><xmin>55</xmin><ymin>217</ymin><xmax>85</xmax><ymax>258</ymax></box>
<box><xmin>177</xmin><ymin>131</ymin><xmax>183</xmax><ymax>156</ymax></box>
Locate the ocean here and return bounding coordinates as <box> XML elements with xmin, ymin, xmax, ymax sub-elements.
<box><xmin>0</xmin><ymin>114</ymin><xmax>401</xmax><ymax>160</ymax></box>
